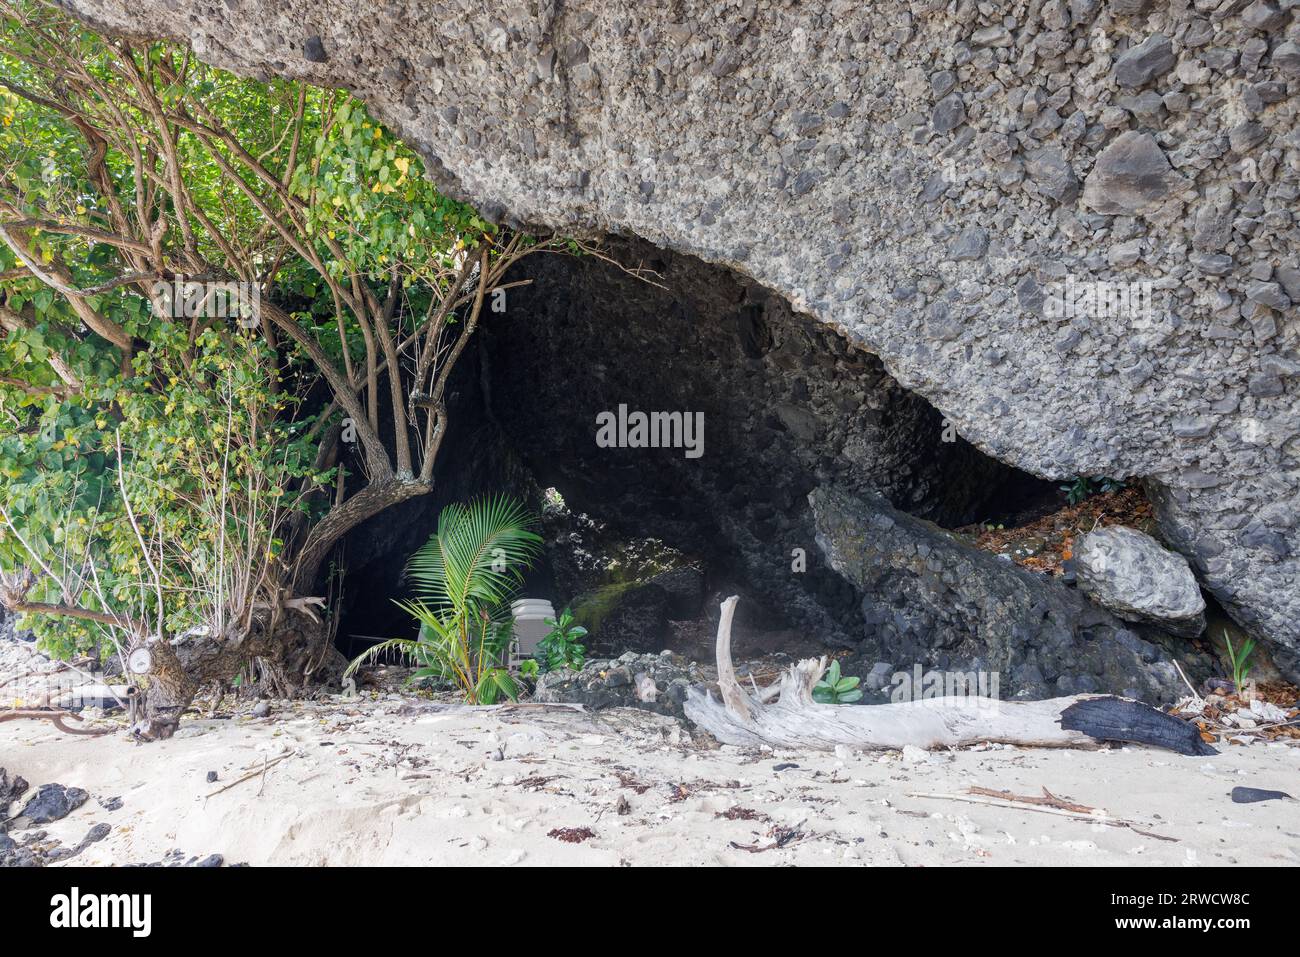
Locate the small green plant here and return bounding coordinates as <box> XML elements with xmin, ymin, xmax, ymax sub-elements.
<box><xmin>813</xmin><ymin>659</ymin><xmax>862</xmax><ymax>705</ymax></box>
<box><xmin>535</xmin><ymin>607</ymin><xmax>587</xmax><ymax>674</ymax></box>
<box><xmin>518</xmin><ymin>658</ymin><xmax>540</xmax><ymax>679</ymax></box>
<box><xmin>1222</xmin><ymin>631</ymin><xmax>1257</xmax><ymax>694</ymax></box>
<box><xmin>1060</xmin><ymin>475</ymin><xmax>1125</xmax><ymax>505</ymax></box>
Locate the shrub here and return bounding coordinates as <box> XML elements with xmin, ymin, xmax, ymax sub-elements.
<box><xmin>535</xmin><ymin>607</ymin><xmax>587</xmax><ymax>674</ymax></box>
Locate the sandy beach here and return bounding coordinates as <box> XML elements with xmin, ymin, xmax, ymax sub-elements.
<box><xmin>4</xmin><ymin>691</ymin><xmax>1297</xmax><ymax>867</ymax></box>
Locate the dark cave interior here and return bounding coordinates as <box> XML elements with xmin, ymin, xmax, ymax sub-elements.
<box><xmin>333</xmin><ymin>239</ymin><xmax>1061</xmax><ymax>661</ymax></box>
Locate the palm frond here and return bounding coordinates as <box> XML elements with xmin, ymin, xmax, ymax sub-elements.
<box><xmin>405</xmin><ymin>494</ymin><xmax>542</xmax><ymax>614</ymax></box>
<box><xmin>342</xmin><ymin>637</ymin><xmax>421</xmax><ymax>679</ymax></box>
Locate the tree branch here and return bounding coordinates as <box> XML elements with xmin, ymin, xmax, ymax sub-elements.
<box><xmin>3</xmin><ymin>599</ymin><xmax>143</xmax><ymax>634</ymax></box>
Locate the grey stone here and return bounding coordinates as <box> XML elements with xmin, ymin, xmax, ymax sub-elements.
<box><xmin>1229</xmin><ymin>121</ymin><xmax>1268</xmax><ymax>153</ymax></box>
<box><xmin>78</xmin><ymin>822</ymin><xmax>112</xmax><ymax>847</ymax></box>
<box><xmin>1272</xmin><ymin>40</ymin><xmax>1300</xmax><ymax>76</ymax></box>
<box><xmin>971</xmin><ymin>25</ymin><xmax>1013</xmax><ymax>47</ymax></box>
<box><xmin>1162</xmin><ymin>91</ymin><xmax>1190</xmax><ymax>113</ymax></box>
<box><xmin>1119</xmin><ymin>90</ymin><xmax>1166</xmax><ymax>126</ymax></box>
<box><xmin>1075</xmin><ymin>526</ymin><xmax>1207</xmax><ymax>637</ymax></box>
<box><xmin>1071</xmin><ymin>0</ymin><xmax>1101</xmax><ymax>24</ymax></box>
<box><xmin>1193</xmin><ymin>187</ymin><xmax>1237</xmax><ymax>252</ymax></box>
<box><xmin>1025</xmin><ymin>147</ymin><xmax>1079</xmax><ymax>204</ymax></box>
<box><xmin>1241</xmin><ymin>0</ymin><xmax>1285</xmax><ymax>30</ymax></box>
<box><xmin>1189</xmin><ymin>252</ymin><xmax>1235</xmax><ymax>275</ymax></box>
<box><xmin>1246</xmin><ymin>280</ymin><xmax>1292</xmax><ymax>311</ymax></box>
<box><xmin>932</xmin><ymin>92</ymin><xmax>965</xmax><ymax>133</ymax></box>
<box><xmin>864</xmin><ymin>661</ymin><xmax>895</xmax><ymax>692</ymax></box>
<box><xmin>1108</xmin><ymin>240</ymin><xmax>1143</xmax><ymax>267</ymax></box>
<box><xmin>1114</xmin><ymin>34</ymin><xmax>1176</xmax><ymax>88</ymax></box>
<box><xmin>1276</xmin><ymin>265</ymin><xmax>1300</xmax><ymax>301</ymax></box>
<box><xmin>948</xmin><ymin>225</ymin><xmax>989</xmax><ymax>261</ymax></box>
<box><xmin>1082</xmin><ymin>131</ymin><xmax>1188</xmax><ymax>215</ymax></box>
<box><xmin>1016</xmin><ymin>275</ymin><xmax>1045</xmax><ymax>313</ymax></box>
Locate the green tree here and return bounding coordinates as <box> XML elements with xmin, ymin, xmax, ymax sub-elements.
<box><xmin>0</xmin><ymin>1</ymin><xmax>570</xmax><ymax>736</ymax></box>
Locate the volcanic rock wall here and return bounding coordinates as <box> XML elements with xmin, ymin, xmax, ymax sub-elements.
<box><xmin>62</xmin><ymin>0</ymin><xmax>1300</xmax><ymax>675</ymax></box>
<box><xmin>485</xmin><ymin>239</ymin><xmax>1021</xmax><ymax>648</ymax></box>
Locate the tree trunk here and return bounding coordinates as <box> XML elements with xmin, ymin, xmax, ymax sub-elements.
<box><xmin>132</xmin><ymin>640</ymin><xmax>199</xmax><ymax>741</ymax></box>
<box><xmin>257</xmin><ymin>608</ymin><xmax>347</xmax><ymax>697</ymax></box>
<box><xmin>131</xmin><ymin>607</ymin><xmax>341</xmax><ymax>740</ymax></box>
<box><xmin>291</xmin><ymin>477</ymin><xmax>432</xmax><ymax>595</ymax></box>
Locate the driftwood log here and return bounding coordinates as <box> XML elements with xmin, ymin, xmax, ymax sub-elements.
<box><xmin>684</xmin><ymin>597</ymin><xmax>1215</xmax><ymax>756</ymax></box>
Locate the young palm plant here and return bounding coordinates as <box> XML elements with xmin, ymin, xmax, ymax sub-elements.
<box><xmin>345</xmin><ymin>495</ymin><xmax>543</xmax><ymax>703</ymax></box>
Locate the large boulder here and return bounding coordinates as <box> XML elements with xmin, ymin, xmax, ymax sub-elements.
<box><xmin>1074</xmin><ymin>526</ymin><xmax>1206</xmax><ymax>637</ymax></box>
<box><xmin>63</xmin><ymin>0</ymin><xmax>1300</xmax><ymax>677</ymax></box>
<box><xmin>810</xmin><ymin>486</ymin><xmax>1212</xmax><ymax>703</ymax></box>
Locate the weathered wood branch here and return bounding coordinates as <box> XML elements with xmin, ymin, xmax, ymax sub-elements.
<box><xmin>0</xmin><ymin>709</ymin><xmax>112</xmax><ymax>736</ymax></box>
<box><xmin>684</xmin><ymin>596</ymin><xmax>1215</xmax><ymax>755</ymax></box>
<box><xmin>2</xmin><ymin>599</ymin><xmax>143</xmax><ymax>635</ymax></box>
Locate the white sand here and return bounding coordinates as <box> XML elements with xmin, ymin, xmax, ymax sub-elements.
<box><xmin>4</xmin><ymin>693</ymin><xmax>1298</xmax><ymax>866</ymax></box>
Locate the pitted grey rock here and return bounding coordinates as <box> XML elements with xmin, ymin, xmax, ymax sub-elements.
<box><xmin>1075</xmin><ymin>526</ymin><xmax>1207</xmax><ymax>637</ymax></box>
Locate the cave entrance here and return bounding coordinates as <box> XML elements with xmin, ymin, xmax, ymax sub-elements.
<box><xmin>331</xmin><ymin>239</ymin><xmax>1054</xmax><ymax>661</ymax></box>
<box><xmin>330</xmin><ymin>239</ymin><xmax>1200</xmax><ymax>705</ymax></box>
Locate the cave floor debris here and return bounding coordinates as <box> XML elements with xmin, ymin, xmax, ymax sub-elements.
<box><xmin>956</xmin><ymin>485</ymin><xmax>1156</xmax><ymax>577</ymax></box>
<box><xmin>3</xmin><ymin>690</ymin><xmax>1298</xmax><ymax>867</ymax></box>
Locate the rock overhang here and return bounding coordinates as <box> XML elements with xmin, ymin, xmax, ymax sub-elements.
<box><xmin>57</xmin><ymin>0</ymin><xmax>1300</xmax><ymax>676</ymax></box>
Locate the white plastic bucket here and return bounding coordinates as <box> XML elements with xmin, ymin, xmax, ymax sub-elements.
<box><xmin>511</xmin><ymin>598</ymin><xmax>556</xmax><ymax>657</ymax></box>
